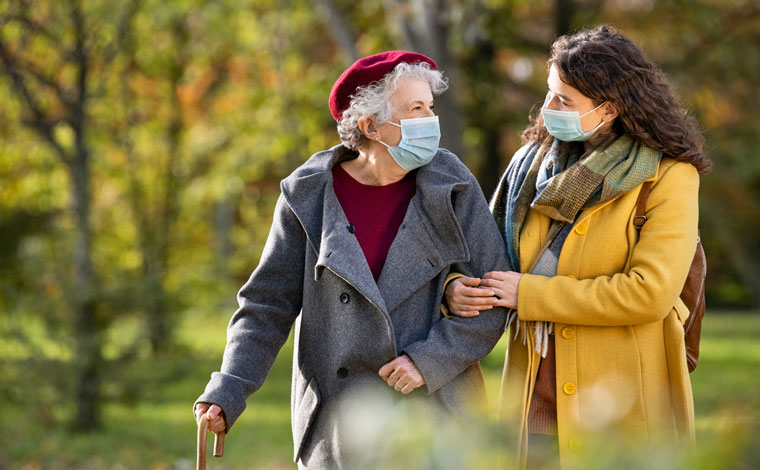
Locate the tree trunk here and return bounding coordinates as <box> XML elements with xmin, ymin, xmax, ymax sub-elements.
<box><xmin>703</xmin><ymin>201</ymin><xmax>760</xmax><ymax>308</ymax></box>
<box><xmin>69</xmin><ymin>138</ymin><xmax>102</xmax><ymax>431</ymax></box>
<box><xmin>69</xmin><ymin>0</ymin><xmax>104</xmax><ymax>430</ymax></box>
<box><xmin>391</xmin><ymin>0</ymin><xmax>465</xmax><ymax>158</ymax></box>
<box><xmin>312</xmin><ymin>0</ymin><xmax>359</xmax><ymax>64</ymax></box>
<box><xmin>145</xmin><ymin>14</ymin><xmax>196</xmax><ymax>353</ymax></box>
<box><xmin>555</xmin><ymin>0</ymin><xmax>575</xmax><ymax>37</ymax></box>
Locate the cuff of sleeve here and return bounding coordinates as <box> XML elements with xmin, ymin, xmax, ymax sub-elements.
<box><xmin>441</xmin><ymin>272</ymin><xmax>466</xmax><ymax>318</ymax></box>
<box><xmin>403</xmin><ymin>344</ymin><xmax>448</xmax><ymax>394</ymax></box>
<box><xmin>517</xmin><ymin>273</ymin><xmax>537</xmax><ymax>320</ymax></box>
<box><xmin>518</xmin><ymin>273</ymin><xmax>569</xmax><ymax>322</ymax></box>
<box><xmin>195</xmin><ymin>371</ymin><xmax>253</xmax><ymax>434</ymax></box>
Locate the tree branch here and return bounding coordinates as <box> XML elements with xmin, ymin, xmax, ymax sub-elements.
<box><xmin>311</xmin><ymin>0</ymin><xmax>359</xmax><ymax>64</ymax></box>
<box><xmin>100</xmin><ymin>0</ymin><xmax>143</xmax><ymax>73</ymax></box>
<box><xmin>0</xmin><ymin>36</ymin><xmax>70</xmax><ymax>163</ymax></box>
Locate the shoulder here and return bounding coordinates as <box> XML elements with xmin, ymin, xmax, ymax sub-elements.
<box><xmin>415</xmin><ymin>148</ymin><xmax>481</xmax><ymax>199</ymax></box>
<box><xmin>427</xmin><ymin>148</ymin><xmax>474</xmax><ymax>183</ymax></box>
<box><xmin>644</xmin><ymin>158</ymin><xmax>700</xmax><ymax>218</ymax></box>
<box><xmin>280</xmin><ymin>144</ymin><xmax>357</xmax><ymax>200</ymax></box>
<box><xmin>653</xmin><ymin>158</ymin><xmax>700</xmax><ymax>188</ymax></box>
<box><xmin>282</xmin><ymin>145</ymin><xmax>341</xmax><ymax>188</ymax></box>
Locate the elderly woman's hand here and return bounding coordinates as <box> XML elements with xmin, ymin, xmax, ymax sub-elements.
<box><xmin>444</xmin><ymin>276</ymin><xmax>500</xmax><ymax>317</ymax></box>
<box><xmin>479</xmin><ymin>271</ymin><xmax>522</xmax><ymax>310</ymax></box>
<box><xmin>194</xmin><ymin>402</ymin><xmax>227</xmax><ymax>433</ymax></box>
<box><xmin>379</xmin><ymin>354</ymin><xmax>425</xmax><ymax>394</ymax></box>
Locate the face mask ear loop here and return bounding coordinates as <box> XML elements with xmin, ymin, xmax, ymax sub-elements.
<box><xmin>578</xmin><ymin>101</ymin><xmax>607</xmax><ymax>137</ymax></box>
<box><xmin>374</xmin><ymin>119</ymin><xmax>400</xmax><ymax>149</ymax></box>
<box><xmin>580</xmin><ymin>100</ymin><xmax>607</xmax><ymax>118</ymax></box>
<box><xmin>588</xmin><ymin>119</ymin><xmax>606</xmax><ymax>134</ymax></box>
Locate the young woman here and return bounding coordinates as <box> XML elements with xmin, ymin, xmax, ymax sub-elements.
<box><xmin>445</xmin><ymin>25</ymin><xmax>711</xmax><ymax>468</ymax></box>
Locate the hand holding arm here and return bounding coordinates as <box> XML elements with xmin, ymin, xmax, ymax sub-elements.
<box><xmin>444</xmin><ymin>276</ymin><xmax>499</xmax><ymax>317</ymax></box>
<box><xmin>479</xmin><ymin>271</ymin><xmax>522</xmax><ymax>310</ymax></box>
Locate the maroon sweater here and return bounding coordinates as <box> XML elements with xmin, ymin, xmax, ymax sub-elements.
<box><xmin>332</xmin><ymin>163</ymin><xmax>416</xmax><ymax>281</ymax></box>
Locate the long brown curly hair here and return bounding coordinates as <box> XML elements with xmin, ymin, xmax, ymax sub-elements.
<box><xmin>522</xmin><ymin>25</ymin><xmax>712</xmax><ymax>174</ymax></box>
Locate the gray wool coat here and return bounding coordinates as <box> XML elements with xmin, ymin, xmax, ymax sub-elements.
<box><xmin>196</xmin><ymin>145</ymin><xmax>511</xmax><ymax>468</ymax></box>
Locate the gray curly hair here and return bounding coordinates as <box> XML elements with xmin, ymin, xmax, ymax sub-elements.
<box><xmin>337</xmin><ymin>62</ymin><xmax>448</xmax><ymax>150</ymax></box>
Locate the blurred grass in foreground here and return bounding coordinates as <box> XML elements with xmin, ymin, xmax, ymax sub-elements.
<box><xmin>1</xmin><ymin>311</ymin><xmax>758</xmax><ymax>469</ymax></box>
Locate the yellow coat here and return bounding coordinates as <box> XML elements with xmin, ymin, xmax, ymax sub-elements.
<box><xmin>501</xmin><ymin>158</ymin><xmax>698</xmax><ymax>468</ymax></box>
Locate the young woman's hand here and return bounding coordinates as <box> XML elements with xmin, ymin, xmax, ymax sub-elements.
<box><xmin>444</xmin><ymin>276</ymin><xmax>499</xmax><ymax>317</ymax></box>
<box><xmin>479</xmin><ymin>271</ymin><xmax>522</xmax><ymax>309</ymax></box>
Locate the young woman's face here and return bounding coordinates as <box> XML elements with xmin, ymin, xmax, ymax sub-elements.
<box><xmin>545</xmin><ymin>64</ymin><xmax>608</xmax><ymax>133</ymax></box>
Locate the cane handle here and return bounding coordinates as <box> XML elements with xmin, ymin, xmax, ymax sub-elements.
<box><xmin>197</xmin><ymin>411</ymin><xmax>225</xmax><ymax>470</ymax></box>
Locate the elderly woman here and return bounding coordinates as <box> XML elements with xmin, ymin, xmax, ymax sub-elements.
<box><xmin>446</xmin><ymin>26</ymin><xmax>711</xmax><ymax>468</ymax></box>
<box><xmin>194</xmin><ymin>51</ymin><xmax>510</xmax><ymax>469</ymax></box>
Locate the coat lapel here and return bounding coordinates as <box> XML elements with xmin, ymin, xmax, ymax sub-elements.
<box><xmin>282</xmin><ymin>145</ymin><xmax>471</xmax><ymax>316</ymax></box>
<box><xmin>377</xmin><ymin>158</ymin><xmax>470</xmax><ymax>313</ymax></box>
<box><xmin>282</xmin><ymin>145</ymin><xmax>389</xmax><ymax>313</ymax></box>
<box><xmin>316</xmin><ymin>186</ymin><xmax>388</xmax><ymax>314</ymax></box>
<box><xmin>377</xmin><ymin>198</ymin><xmax>448</xmax><ymax>313</ymax></box>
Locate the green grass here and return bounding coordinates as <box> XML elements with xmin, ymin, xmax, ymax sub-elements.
<box><xmin>1</xmin><ymin>311</ymin><xmax>759</xmax><ymax>469</ymax></box>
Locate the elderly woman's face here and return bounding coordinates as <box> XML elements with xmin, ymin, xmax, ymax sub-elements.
<box><xmin>390</xmin><ymin>78</ymin><xmax>435</xmax><ymax>120</ymax></box>
<box><xmin>378</xmin><ymin>79</ymin><xmax>435</xmax><ymax>145</ymax></box>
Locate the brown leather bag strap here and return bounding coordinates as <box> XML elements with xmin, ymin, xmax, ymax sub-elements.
<box><xmin>633</xmin><ymin>181</ymin><xmax>654</xmax><ymax>231</ymax></box>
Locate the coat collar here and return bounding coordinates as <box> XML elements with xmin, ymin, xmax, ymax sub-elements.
<box><xmin>281</xmin><ymin>144</ymin><xmax>471</xmax><ymax>314</ymax></box>
<box><xmin>575</xmin><ymin>157</ymin><xmax>666</xmax><ymax>226</ymax></box>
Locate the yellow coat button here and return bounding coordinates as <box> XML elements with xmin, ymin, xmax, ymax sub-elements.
<box><xmin>561</xmin><ymin>327</ymin><xmax>575</xmax><ymax>339</ymax></box>
<box><xmin>563</xmin><ymin>382</ymin><xmax>576</xmax><ymax>395</ymax></box>
<box><xmin>574</xmin><ymin>223</ymin><xmax>588</xmax><ymax>235</ymax></box>
<box><xmin>568</xmin><ymin>437</ymin><xmax>581</xmax><ymax>451</ymax></box>
<box><xmin>566</xmin><ymin>274</ymin><xmax>577</xmax><ymax>279</ymax></box>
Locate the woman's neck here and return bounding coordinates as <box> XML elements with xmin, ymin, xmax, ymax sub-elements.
<box><xmin>583</xmin><ymin>127</ymin><xmax>619</xmax><ymax>154</ymax></box>
<box><xmin>342</xmin><ymin>143</ymin><xmax>408</xmax><ymax>186</ymax></box>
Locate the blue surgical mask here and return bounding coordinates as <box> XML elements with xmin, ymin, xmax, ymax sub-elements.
<box><xmin>378</xmin><ymin>116</ymin><xmax>441</xmax><ymax>171</ymax></box>
<box><xmin>541</xmin><ymin>93</ymin><xmax>606</xmax><ymax>142</ymax></box>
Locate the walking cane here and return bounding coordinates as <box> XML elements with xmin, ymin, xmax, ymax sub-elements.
<box><xmin>197</xmin><ymin>412</ymin><xmax>225</xmax><ymax>470</ymax></box>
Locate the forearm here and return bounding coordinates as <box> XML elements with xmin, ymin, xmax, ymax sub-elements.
<box><xmin>517</xmin><ymin>269</ymin><xmax>683</xmax><ymax>326</ymax></box>
<box><xmin>404</xmin><ymin>308</ymin><xmax>506</xmax><ymax>393</ymax></box>
<box><xmin>197</xmin><ymin>194</ymin><xmax>305</xmax><ymax>431</ymax></box>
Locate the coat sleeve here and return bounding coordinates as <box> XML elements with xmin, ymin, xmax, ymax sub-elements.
<box><xmin>517</xmin><ymin>161</ymin><xmax>699</xmax><ymax>326</ymax></box>
<box><xmin>195</xmin><ymin>193</ymin><xmax>306</xmax><ymax>432</ymax></box>
<box><xmin>403</xmin><ymin>172</ymin><xmax>510</xmax><ymax>394</ymax></box>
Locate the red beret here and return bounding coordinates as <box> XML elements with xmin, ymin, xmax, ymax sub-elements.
<box><xmin>328</xmin><ymin>50</ymin><xmax>437</xmax><ymax>121</ymax></box>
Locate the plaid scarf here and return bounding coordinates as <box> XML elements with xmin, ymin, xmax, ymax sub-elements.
<box><xmin>490</xmin><ymin>135</ymin><xmax>661</xmax><ymax>356</ymax></box>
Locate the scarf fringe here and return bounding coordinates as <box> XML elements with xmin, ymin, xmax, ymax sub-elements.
<box><xmin>506</xmin><ymin>309</ymin><xmax>553</xmax><ymax>358</ymax></box>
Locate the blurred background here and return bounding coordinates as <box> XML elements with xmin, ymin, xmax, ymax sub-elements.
<box><xmin>1</xmin><ymin>0</ymin><xmax>758</xmax><ymax>469</ymax></box>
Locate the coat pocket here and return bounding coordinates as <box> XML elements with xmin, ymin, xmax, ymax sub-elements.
<box><xmin>293</xmin><ymin>377</ymin><xmax>321</xmax><ymax>463</ymax></box>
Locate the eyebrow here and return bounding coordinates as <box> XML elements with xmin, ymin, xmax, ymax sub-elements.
<box><xmin>547</xmin><ymin>84</ymin><xmax>573</xmax><ymax>103</ymax></box>
<box><xmin>406</xmin><ymin>99</ymin><xmax>434</xmax><ymax>107</ymax></box>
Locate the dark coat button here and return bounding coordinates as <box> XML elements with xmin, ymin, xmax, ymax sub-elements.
<box><xmin>337</xmin><ymin>367</ymin><xmax>348</xmax><ymax>378</ymax></box>
<box><xmin>339</xmin><ymin>292</ymin><xmax>350</xmax><ymax>303</ymax></box>
<box><xmin>347</xmin><ymin>224</ymin><xmax>355</xmax><ymax>233</ymax></box>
